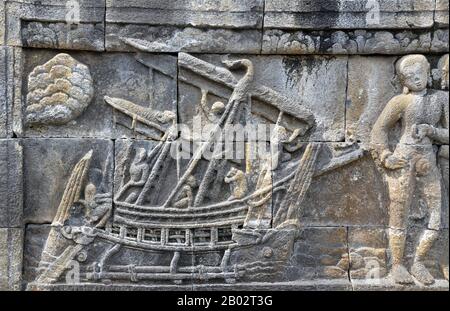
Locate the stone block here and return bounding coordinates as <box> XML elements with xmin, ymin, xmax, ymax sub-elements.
<box><xmin>0</xmin><ymin>228</ymin><xmax>23</xmax><ymax>291</ymax></box>
<box><xmin>264</xmin><ymin>0</ymin><xmax>436</xmax><ymax>30</ymax></box>
<box><xmin>348</xmin><ymin>228</ymin><xmax>388</xmax><ymax>280</ymax></box>
<box><xmin>0</xmin><ymin>47</ymin><xmax>15</xmax><ymax>138</ymax></box>
<box><xmin>299</xmin><ymin>144</ymin><xmax>388</xmax><ymax>227</ymax></box>
<box><xmin>289</xmin><ymin>227</ymin><xmax>349</xmax><ymax>280</ymax></box>
<box><xmin>0</xmin><ymin>140</ymin><xmax>23</xmax><ymax>228</ymax></box>
<box><xmin>5</xmin><ymin>0</ymin><xmax>105</xmax><ymax>51</ymax></box>
<box><xmin>105</xmin><ymin>0</ymin><xmax>263</xmax><ymax>53</ymax></box>
<box><xmin>435</xmin><ymin>0</ymin><xmax>449</xmax><ymax>28</ymax></box>
<box><xmin>22</xmin><ymin>225</ymin><xmax>50</xmax><ymax>285</ymax></box>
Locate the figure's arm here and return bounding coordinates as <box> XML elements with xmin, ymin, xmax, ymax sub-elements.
<box><xmin>137</xmin><ymin>164</ymin><xmax>150</xmax><ymax>186</ymax></box>
<box><xmin>287</xmin><ymin>129</ymin><xmax>302</xmax><ymax>143</ymax></box>
<box><xmin>282</xmin><ymin>129</ymin><xmax>302</xmax><ymax>151</ymax></box>
<box><xmin>370</xmin><ymin>96</ymin><xmax>406</xmax><ymax>162</ymax></box>
<box><xmin>224</xmin><ymin>174</ymin><xmax>235</xmax><ymax>183</ymax></box>
<box><xmin>199</xmin><ymin>89</ymin><xmax>209</xmax><ymax>115</ymax></box>
<box><xmin>186</xmin><ymin>188</ymin><xmax>194</xmax><ymax>208</ymax></box>
<box><xmin>419</xmin><ymin>100</ymin><xmax>449</xmax><ymax>144</ymax></box>
<box><xmin>432</xmin><ymin>100</ymin><xmax>449</xmax><ymax>144</ymax></box>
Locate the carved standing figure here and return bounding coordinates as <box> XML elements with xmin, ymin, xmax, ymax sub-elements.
<box><xmin>370</xmin><ymin>55</ymin><xmax>449</xmax><ymax>285</ymax></box>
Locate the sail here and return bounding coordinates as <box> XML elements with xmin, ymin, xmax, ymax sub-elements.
<box><xmin>52</xmin><ymin>150</ymin><xmax>93</xmax><ymax>226</ymax></box>
<box><xmin>273</xmin><ymin>143</ymin><xmax>321</xmax><ymax>228</ymax></box>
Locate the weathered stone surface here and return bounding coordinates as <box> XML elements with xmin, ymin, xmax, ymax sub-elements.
<box><xmin>0</xmin><ymin>140</ymin><xmax>23</xmax><ymax>228</ymax></box>
<box><xmin>25</xmin><ymin>280</ymin><xmax>355</xmax><ymax>291</ymax></box>
<box><xmin>105</xmin><ymin>0</ymin><xmax>263</xmax><ymax>53</ymax></box>
<box><xmin>5</xmin><ymin>0</ymin><xmax>105</xmax><ymax>51</ymax></box>
<box><xmin>265</xmin><ymin>0</ymin><xmax>436</xmax><ymax>30</ymax></box>
<box><xmin>348</xmin><ymin>228</ymin><xmax>388</xmax><ymax>280</ymax></box>
<box><xmin>346</xmin><ymin>56</ymin><xmax>400</xmax><ymax>143</ymax></box>
<box><xmin>0</xmin><ymin>228</ymin><xmax>23</xmax><ymax>291</ymax></box>
<box><xmin>18</xmin><ymin>50</ymin><xmax>177</xmax><ymax>139</ymax></box>
<box><xmin>22</xmin><ymin>225</ymin><xmax>48</xmax><ymax>285</ymax></box>
<box><xmin>114</xmin><ymin>140</ymin><xmax>180</xmax><ymax>208</ymax></box>
<box><xmin>298</xmin><ymin>144</ymin><xmax>388</xmax><ymax>227</ymax></box>
<box><xmin>289</xmin><ymin>227</ymin><xmax>349</xmax><ymax>280</ymax></box>
<box><xmin>435</xmin><ymin>0</ymin><xmax>449</xmax><ymax>28</ymax></box>
<box><xmin>23</xmin><ymin>138</ymin><xmax>113</xmax><ymax>224</ymax></box>
<box><xmin>0</xmin><ymin>47</ymin><xmax>9</xmax><ymax>138</ymax></box>
<box><xmin>351</xmin><ymin>278</ymin><xmax>450</xmax><ymax>291</ymax></box>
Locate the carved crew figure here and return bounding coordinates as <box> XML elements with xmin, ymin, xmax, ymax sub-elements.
<box><xmin>115</xmin><ymin>148</ymin><xmax>150</xmax><ymax>203</ymax></box>
<box><xmin>371</xmin><ymin>55</ymin><xmax>449</xmax><ymax>285</ymax></box>
<box><xmin>199</xmin><ymin>89</ymin><xmax>226</xmax><ymax>124</ymax></box>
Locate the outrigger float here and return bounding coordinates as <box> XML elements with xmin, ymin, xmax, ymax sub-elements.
<box><xmin>30</xmin><ymin>53</ymin><xmax>364</xmax><ymax>287</ymax></box>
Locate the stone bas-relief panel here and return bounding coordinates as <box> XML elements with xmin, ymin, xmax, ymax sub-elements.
<box><xmin>105</xmin><ymin>0</ymin><xmax>264</xmax><ymax>53</ymax></box>
<box><xmin>1</xmin><ymin>0</ymin><xmax>449</xmax><ymax>292</ymax></box>
<box><xmin>16</xmin><ymin>49</ymin><xmax>177</xmax><ymax>139</ymax></box>
<box><xmin>5</xmin><ymin>0</ymin><xmax>105</xmax><ymax>51</ymax></box>
<box><xmin>8</xmin><ymin>51</ymin><xmax>450</xmax><ymax>291</ymax></box>
<box><xmin>10</xmin><ymin>49</ymin><xmax>448</xmax><ymax>289</ymax></box>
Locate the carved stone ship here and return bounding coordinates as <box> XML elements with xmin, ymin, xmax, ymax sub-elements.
<box><xmin>29</xmin><ymin>52</ymin><xmax>364</xmax><ymax>288</ymax></box>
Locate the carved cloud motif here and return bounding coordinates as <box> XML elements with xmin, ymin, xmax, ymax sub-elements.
<box><xmin>25</xmin><ymin>53</ymin><xmax>94</xmax><ymax>126</ymax></box>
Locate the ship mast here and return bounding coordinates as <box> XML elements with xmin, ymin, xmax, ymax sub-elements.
<box><xmin>163</xmin><ymin>58</ymin><xmax>254</xmax><ymax>208</ymax></box>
